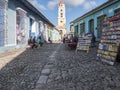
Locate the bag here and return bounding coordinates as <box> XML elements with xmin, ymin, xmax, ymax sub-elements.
<box><xmin>29</xmin><ymin>43</ymin><xmax>33</xmax><ymax>47</ymax></box>
<box><xmin>37</xmin><ymin>38</ymin><xmax>41</xmax><ymax>43</ymax></box>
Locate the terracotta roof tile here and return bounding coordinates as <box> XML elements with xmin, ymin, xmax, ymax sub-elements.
<box><xmin>59</xmin><ymin>0</ymin><xmax>64</xmax><ymax>4</ymax></box>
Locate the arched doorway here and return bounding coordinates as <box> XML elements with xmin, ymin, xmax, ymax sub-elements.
<box><xmin>16</xmin><ymin>8</ymin><xmax>27</xmax><ymax>45</ymax></box>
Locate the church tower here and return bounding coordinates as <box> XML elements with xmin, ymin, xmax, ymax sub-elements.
<box><xmin>56</xmin><ymin>0</ymin><xmax>66</xmax><ymax>38</ymax></box>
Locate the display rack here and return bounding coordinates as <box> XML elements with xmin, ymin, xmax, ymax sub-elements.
<box><xmin>76</xmin><ymin>34</ymin><xmax>92</xmax><ymax>53</ymax></box>
<box><xmin>97</xmin><ymin>14</ymin><xmax>120</xmax><ymax>65</ymax></box>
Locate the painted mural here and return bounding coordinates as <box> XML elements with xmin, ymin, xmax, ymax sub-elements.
<box><xmin>16</xmin><ymin>9</ymin><xmax>27</xmax><ymax>45</ymax></box>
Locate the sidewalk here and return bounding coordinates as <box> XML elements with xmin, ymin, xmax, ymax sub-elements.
<box><xmin>0</xmin><ymin>48</ymin><xmax>26</xmax><ymax>69</ymax></box>
<box><xmin>0</xmin><ymin>44</ymin><xmax>58</xmax><ymax>90</ymax></box>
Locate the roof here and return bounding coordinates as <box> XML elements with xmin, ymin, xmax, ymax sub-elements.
<box><xmin>20</xmin><ymin>0</ymin><xmax>54</xmax><ymax>27</ymax></box>
<box><xmin>54</xmin><ymin>27</ymin><xmax>60</xmax><ymax>32</ymax></box>
<box><xmin>70</xmin><ymin>0</ymin><xmax>119</xmax><ymax>24</ymax></box>
<box><xmin>59</xmin><ymin>0</ymin><xmax>64</xmax><ymax>4</ymax></box>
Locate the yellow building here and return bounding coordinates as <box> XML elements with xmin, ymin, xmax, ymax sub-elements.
<box><xmin>56</xmin><ymin>0</ymin><xmax>66</xmax><ymax>39</ymax></box>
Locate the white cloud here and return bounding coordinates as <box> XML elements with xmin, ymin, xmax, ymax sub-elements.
<box><xmin>65</xmin><ymin>0</ymin><xmax>85</xmax><ymax>7</ymax></box>
<box><xmin>29</xmin><ymin>0</ymin><xmax>47</xmax><ymax>10</ymax></box>
<box><xmin>47</xmin><ymin>0</ymin><xmax>59</xmax><ymax>10</ymax></box>
<box><xmin>47</xmin><ymin>0</ymin><xmax>97</xmax><ymax>10</ymax></box>
<box><xmin>47</xmin><ymin>0</ymin><xmax>85</xmax><ymax>9</ymax></box>
<box><xmin>29</xmin><ymin>0</ymin><xmax>97</xmax><ymax>11</ymax></box>
<box><xmin>83</xmin><ymin>1</ymin><xmax>97</xmax><ymax>9</ymax></box>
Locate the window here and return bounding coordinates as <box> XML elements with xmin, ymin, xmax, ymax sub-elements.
<box><xmin>74</xmin><ymin>25</ymin><xmax>78</xmax><ymax>36</ymax></box>
<box><xmin>61</xmin><ymin>21</ymin><xmax>63</xmax><ymax>23</ymax></box>
<box><xmin>60</xmin><ymin>30</ymin><xmax>62</xmax><ymax>35</ymax></box>
<box><xmin>89</xmin><ymin>19</ymin><xmax>94</xmax><ymax>34</ymax></box>
<box><xmin>61</xmin><ymin>9</ymin><xmax>63</xmax><ymax>12</ymax></box>
<box><xmin>114</xmin><ymin>8</ymin><xmax>120</xmax><ymax>15</ymax></box>
<box><xmin>61</xmin><ymin>13</ymin><xmax>63</xmax><ymax>17</ymax></box>
<box><xmin>80</xmin><ymin>23</ymin><xmax>85</xmax><ymax>35</ymax></box>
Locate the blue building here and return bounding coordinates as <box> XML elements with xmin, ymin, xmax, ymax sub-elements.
<box><xmin>70</xmin><ymin>0</ymin><xmax>120</xmax><ymax>40</ymax></box>
<box><xmin>0</xmin><ymin>0</ymin><xmax>55</xmax><ymax>52</ymax></box>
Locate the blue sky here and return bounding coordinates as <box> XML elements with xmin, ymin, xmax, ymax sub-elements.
<box><xmin>29</xmin><ymin>0</ymin><xmax>108</xmax><ymax>33</ymax></box>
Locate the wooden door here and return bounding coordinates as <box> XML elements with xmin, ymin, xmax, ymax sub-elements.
<box><xmin>97</xmin><ymin>15</ymin><xmax>105</xmax><ymax>39</ymax></box>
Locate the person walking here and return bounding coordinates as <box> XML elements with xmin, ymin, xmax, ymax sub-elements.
<box><xmin>32</xmin><ymin>36</ymin><xmax>38</xmax><ymax>48</ymax></box>
<box><xmin>38</xmin><ymin>36</ymin><xmax>43</xmax><ymax>47</ymax></box>
<box><xmin>91</xmin><ymin>33</ymin><xmax>96</xmax><ymax>47</ymax></box>
<box><xmin>28</xmin><ymin>36</ymin><xmax>33</xmax><ymax>48</ymax></box>
<box><xmin>48</xmin><ymin>37</ymin><xmax>52</xmax><ymax>43</ymax></box>
<box><xmin>63</xmin><ymin>37</ymin><xmax>65</xmax><ymax>43</ymax></box>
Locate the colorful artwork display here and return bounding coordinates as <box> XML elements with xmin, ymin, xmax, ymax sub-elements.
<box><xmin>97</xmin><ymin>14</ymin><xmax>120</xmax><ymax>65</ymax></box>
<box><xmin>76</xmin><ymin>34</ymin><xmax>92</xmax><ymax>53</ymax></box>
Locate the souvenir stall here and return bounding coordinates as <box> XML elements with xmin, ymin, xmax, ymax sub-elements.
<box><xmin>76</xmin><ymin>34</ymin><xmax>92</xmax><ymax>53</ymax></box>
<box><xmin>97</xmin><ymin>14</ymin><xmax>120</xmax><ymax>65</ymax></box>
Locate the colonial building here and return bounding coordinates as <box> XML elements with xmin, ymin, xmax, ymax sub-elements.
<box><xmin>70</xmin><ymin>0</ymin><xmax>120</xmax><ymax>40</ymax></box>
<box><xmin>0</xmin><ymin>0</ymin><xmax>55</xmax><ymax>52</ymax></box>
<box><xmin>47</xmin><ymin>25</ymin><xmax>61</xmax><ymax>43</ymax></box>
<box><xmin>56</xmin><ymin>0</ymin><xmax>67</xmax><ymax>39</ymax></box>
<box><xmin>51</xmin><ymin>28</ymin><xmax>61</xmax><ymax>43</ymax></box>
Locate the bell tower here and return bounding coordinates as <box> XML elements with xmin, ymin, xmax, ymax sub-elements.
<box><xmin>58</xmin><ymin>0</ymin><xmax>66</xmax><ymax>27</ymax></box>
<box><xmin>56</xmin><ymin>0</ymin><xmax>66</xmax><ymax>38</ymax></box>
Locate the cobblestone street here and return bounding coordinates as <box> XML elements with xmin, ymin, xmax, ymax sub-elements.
<box><xmin>0</xmin><ymin>44</ymin><xmax>120</xmax><ymax>90</ymax></box>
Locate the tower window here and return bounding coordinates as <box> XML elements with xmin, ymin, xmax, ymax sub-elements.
<box><xmin>61</xmin><ymin>13</ymin><xmax>63</xmax><ymax>17</ymax></box>
<box><xmin>61</xmin><ymin>21</ymin><xmax>63</xmax><ymax>23</ymax></box>
<box><xmin>61</xmin><ymin>9</ymin><xmax>62</xmax><ymax>11</ymax></box>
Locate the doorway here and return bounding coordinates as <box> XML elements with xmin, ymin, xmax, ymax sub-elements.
<box><xmin>97</xmin><ymin>15</ymin><xmax>106</xmax><ymax>39</ymax></box>
<box><xmin>80</xmin><ymin>23</ymin><xmax>85</xmax><ymax>35</ymax></box>
<box><xmin>16</xmin><ymin>8</ymin><xmax>26</xmax><ymax>45</ymax></box>
<box><xmin>89</xmin><ymin>19</ymin><xmax>94</xmax><ymax>34</ymax></box>
<box><xmin>74</xmin><ymin>25</ymin><xmax>78</xmax><ymax>36</ymax></box>
<box><xmin>29</xmin><ymin>18</ymin><xmax>35</xmax><ymax>38</ymax></box>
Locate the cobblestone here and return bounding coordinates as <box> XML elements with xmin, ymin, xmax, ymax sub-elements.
<box><xmin>35</xmin><ymin>44</ymin><xmax>120</xmax><ymax>90</ymax></box>
<box><xmin>37</xmin><ymin>75</ymin><xmax>48</xmax><ymax>84</ymax></box>
<box><xmin>44</xmin><ymin>65</ymin><xmax>53</xmax><ymax>69</ymax></box>
<box><xmin>0</xmin><ymin>44</ymin><xmax>58</xmax><ymax>90</ymax></box>
<box><xmin>41</xmin><ymin>69</ymin><xmax>51</xmax><ymax>75</ymax></box>
<box><xmin>1</xmin><ymin>44</ymin><xmax>120</xmax><ymax>90</ymax></box>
